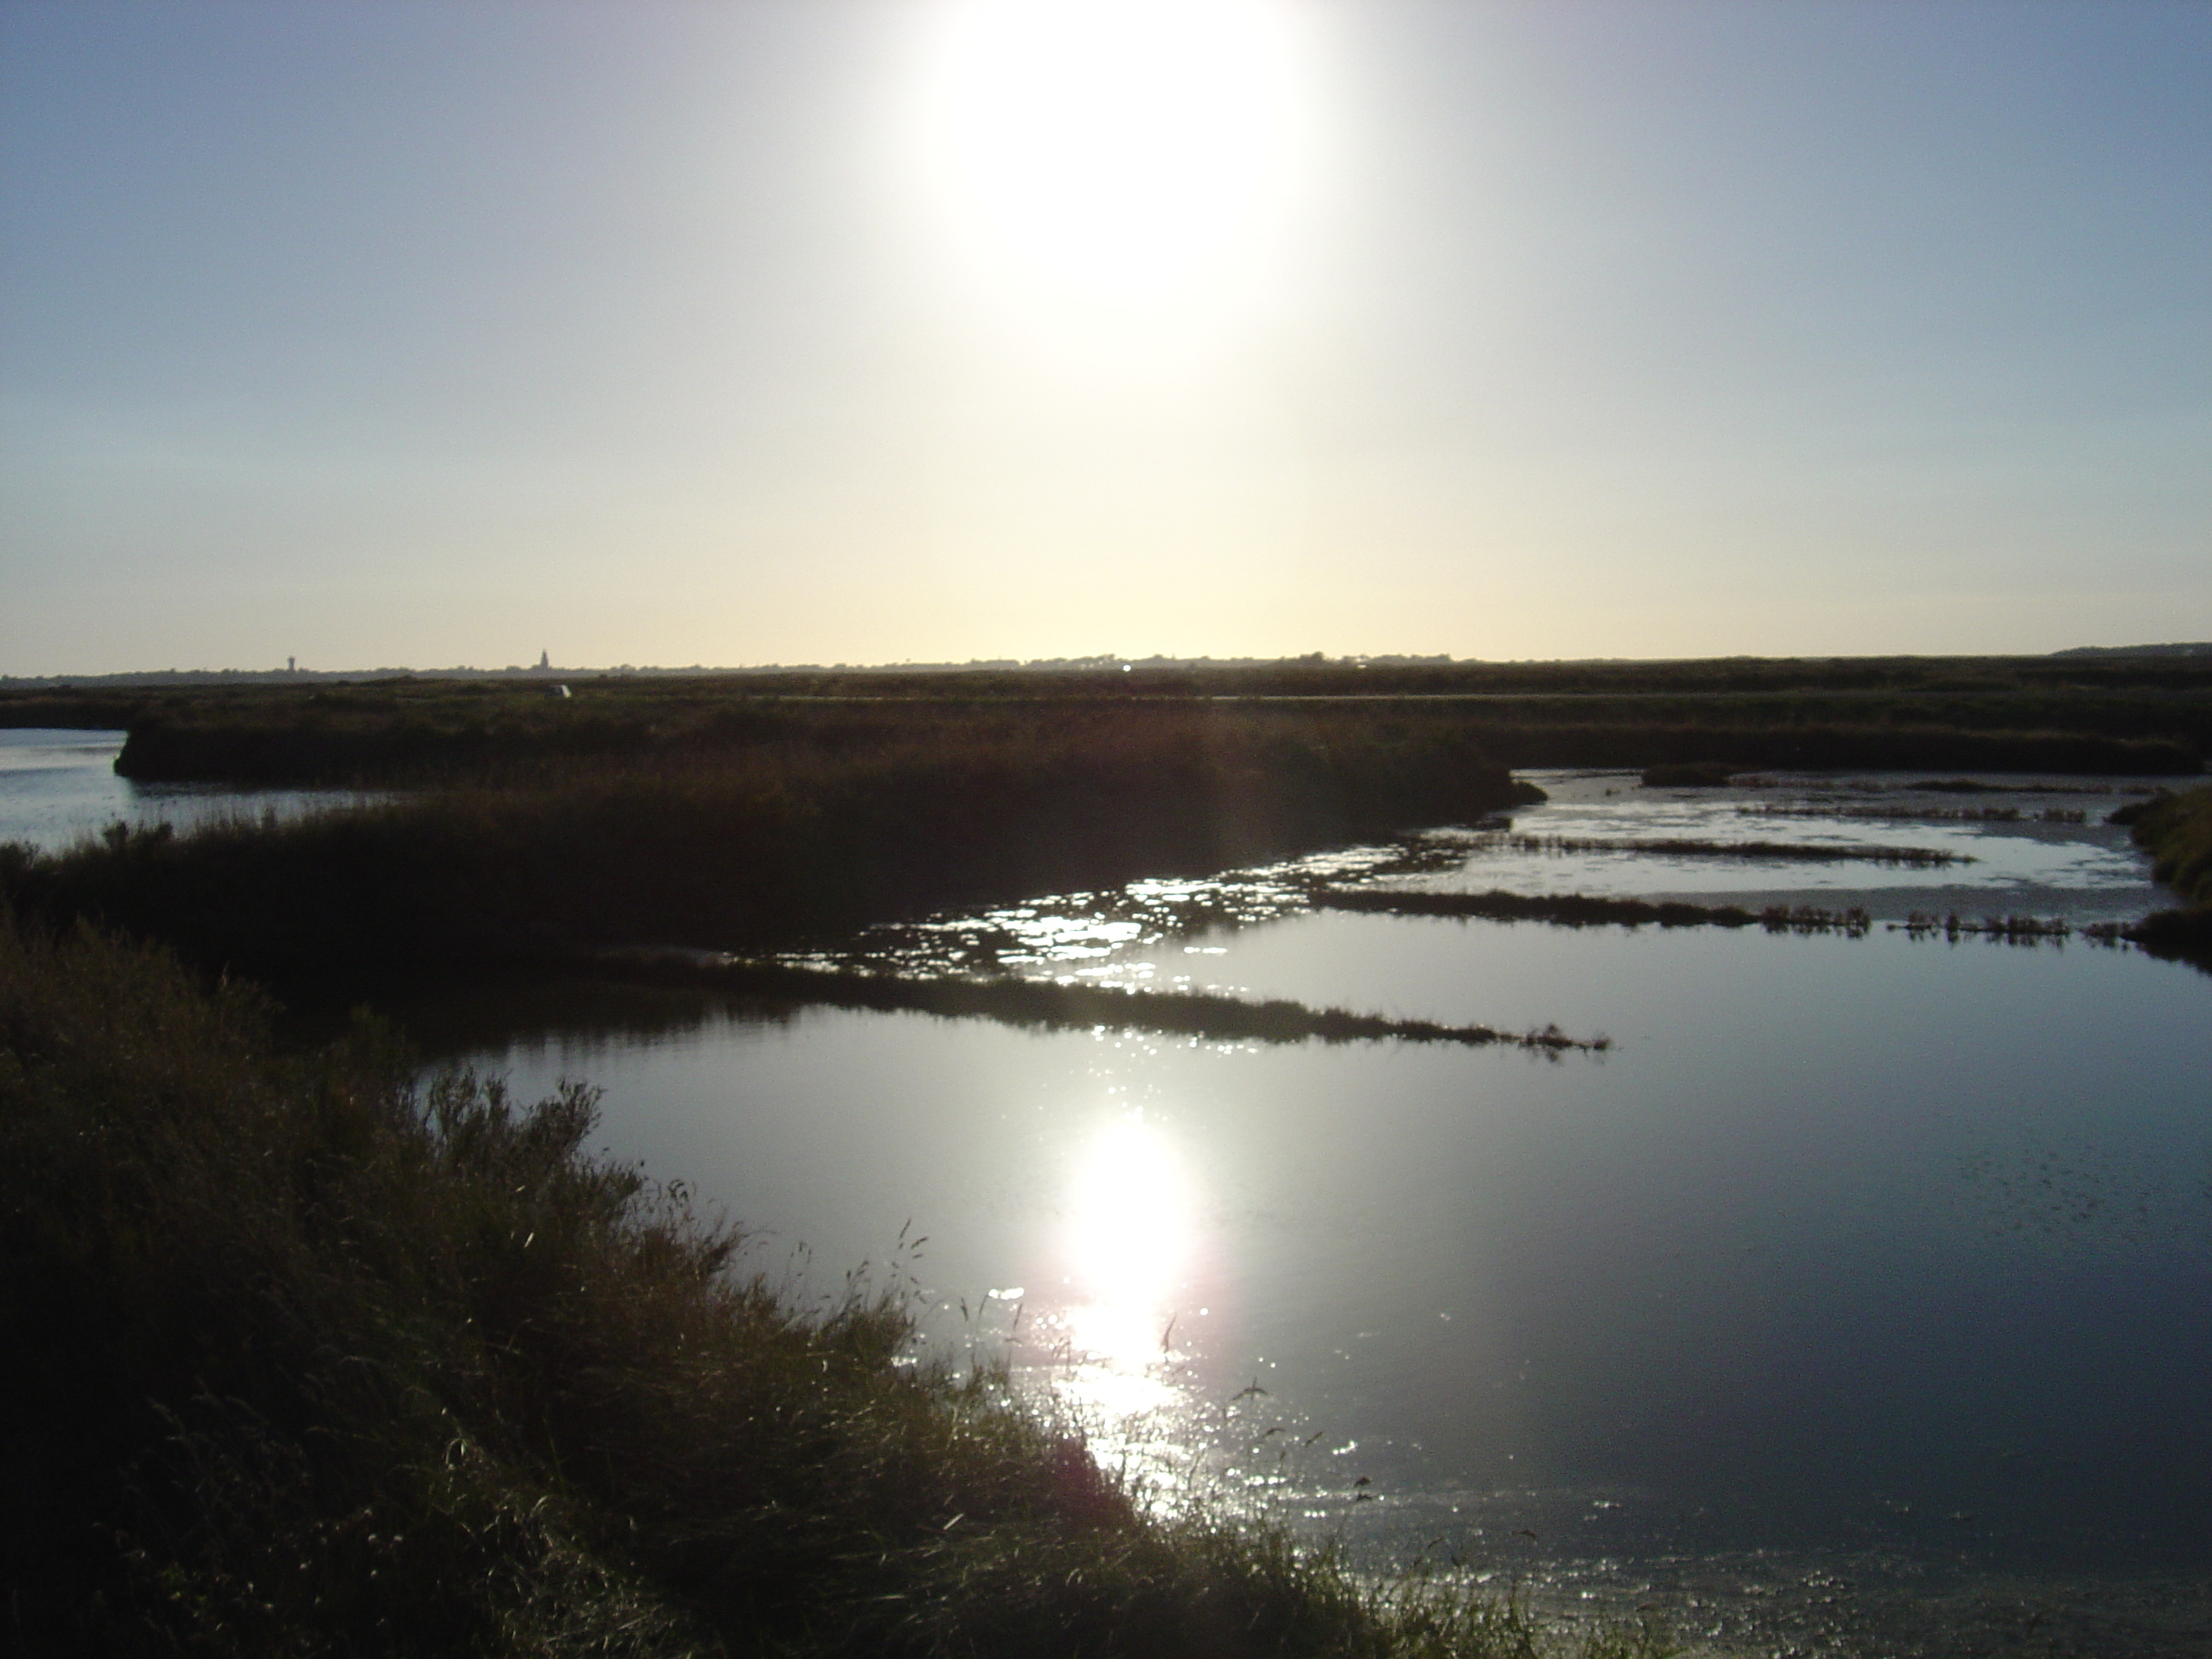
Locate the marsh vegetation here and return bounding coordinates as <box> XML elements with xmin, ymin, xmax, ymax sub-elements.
<box><xmin>8</xmin><ymin>649</ymin><xmax>2209</xmax><ymax>787</ymax></box>
<box><xmin>1315</xmin><ymin>888</ymin><xmax>1877</xmax><ymax>936</ymax></box>
<box><xmin>1489</xmin><ymin>833</ymin><xmax>1968</xmax><ymax>867</ymax></box>
<box><xmin>0</xmin><ymin>705</ymin><xmax>1540</xmax><ymax>990</ymax></box>
<box><xmin>609</xmin><ymin>956</ymin><xmax>1606</xmax><ymax>1053</ymax></box>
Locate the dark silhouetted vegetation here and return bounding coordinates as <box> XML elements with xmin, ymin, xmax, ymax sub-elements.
<box><xmin>1899</xmin><ymin>913</ymin><xmax>2087</xmax><ymax>943</ymax></box>
<box><xmin>1639</xmin><ymin>762</ymin><xmax>1738</xmax><ymax>787</ymax></box>
<box><xmin>0</xmin><ymin>916</ymin><xmax>1667</xmax><ymax>1658</ymax></box>
<box><xmin>1</xmin><ymin>707</ymin><xmax>1541</xmax><ymax>992</ymax></box>
<box><xmin>2128</xmin><ymin>783</ymin><xmax>2212</xmax><ymax>908</ymax></box>
<box><xmin>608</xmin><ymin>956</ymin><xmax>1607</xmax><ymax>1053</ymax></box>
<box><xmin>2119</xmin><ymin>784</ymin><xmax>2212</xmax><ymax>961</ymax></box>
<box><xmin>1315</xmin><ymin>888</ymin><xmax>1874</xmax><ymax>936</ymax></box>
<box><xmin>8</xmin><ymin>650</ymin><xmax>2208</xmax><ymax>788</ymax></box>
<box><xmin>1741</xmin><ymin>803</ymin><xmax>2087</xmax><ymax>824</ymax></box>
<box><xmin>1493</xmin><ymin>834</ymin><xmax>1966</xmax><ymax>867</ymax></box>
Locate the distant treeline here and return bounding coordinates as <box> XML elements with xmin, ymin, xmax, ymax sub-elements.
<box><xmin>1</xmin><ymin>707</ymin><xmax>1539</xmax><ymax>989</ymax></box>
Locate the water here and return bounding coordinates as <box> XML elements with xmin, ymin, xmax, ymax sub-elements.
<box><xmin>434</xmin><ymin>768</ymin><xmax>2210</xmax><ymax>1650</ymax></box>
<box><xmin>0</xmin><ymin>727</ymin><xmax>377</xmax><ymax>850</ymax></box>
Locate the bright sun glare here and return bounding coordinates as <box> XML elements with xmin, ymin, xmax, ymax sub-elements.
<box><xmin>1064</xmin><ymin>1115</ymin><xmax>1195</xmax><ymax>1372</ymax></box>
<box><xmin>923</xmin><ymin>0</ymin><xmax>1302</xmax><ymax>309</ymax></box>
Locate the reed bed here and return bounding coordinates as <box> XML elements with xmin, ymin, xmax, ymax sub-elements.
<box><xmin>1</xmin><ymin>708</ymin><xmax>1540</xmax><ymax>989</ymax></box>
<box><xmin>1315</xmin><ymin>888</ymin><xmax>1875</xmax><ymax>937</ymax></box>
<box><xmin>1737</xmin><ymin>804</ymin><xmax>2087</xmax><ymax>824</ymax></box>
<box><xmin>0</xmin><ymin>915</ymin><xmax>1663</xmax><ymax>1658</ymax></box>
<box><xmin>1490</xmin><ymin>834</ymin><xmax>1967</xmax><ymax>867</ymax></box>
<box><xmin>1893</xmin><ymin>913</ymin><xmax>2082</xmax><ymax>942</ymax></box>
<box><xmin>605</xmin><ymin>954</ymin><xmax>1608</xmax><ymax>1054</ymax></box>
<box><xmin>2128</xmin><ymin>783</ymin><xmax>2212</xmax><ymax>908</ymax></box>
<box><xmin>2111</xmin><ymin>785</ymin><xmax>2212</xmax><ymax>963</ymax></box>
<box><xmin>65</xmin><ymin>661</ymin><xmax>2207</xmax><ymax>787</ymax></box>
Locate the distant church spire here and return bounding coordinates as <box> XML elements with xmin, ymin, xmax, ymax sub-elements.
<box><xmin>538</xmin><ymin>649</ymin><xmax>550</xmax><ymax>671</ymax></box>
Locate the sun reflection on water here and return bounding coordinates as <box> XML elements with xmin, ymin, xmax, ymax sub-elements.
<box><xmin>1019</xmin><ymin>1113</ymin><xmax>1214</xmax><ymax>1498</ymax></box>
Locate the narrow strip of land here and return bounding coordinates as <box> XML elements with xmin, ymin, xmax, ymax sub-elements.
<box><xmin>1315</xmin><ymin>888</ymin><xmax>1874</xmax><ymax>934</ymax></box>
<box><xmin>1493</xmin><ymin>834</ymin><xmax>1968</xmax><ymax>867</ymax></box>
<box><xmin>1738</xmin><ymin>804</ymin><xmax>2087</xmax><ymax>824</ymax></box>
<box><xmin>604</xmin><ymin>954</ymin><xmax>1609</xmax><ymax>1053</ymax></box>
<box><xmin>1317</xmin><ymin>888</ymin><xmax>2151</xmax><ymax>952</ymax></box>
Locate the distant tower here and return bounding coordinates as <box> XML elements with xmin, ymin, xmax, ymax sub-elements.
<box><xmin>288</xmin><ymin>656</ymin><xmax>296</xmax><ymax>672</ymax></box>
<box><xmin>538</xmin><ymin>649</ymin><xmax>550</xmax><ymax>671</ymax></box>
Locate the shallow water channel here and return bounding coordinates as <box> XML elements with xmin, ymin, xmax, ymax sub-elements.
<box><xmin>0</xmin><ymin>726</ymin><xmax>376</xmax><ymax>850</ymax></box>
<box><xmin>9</xmin><ymin>736</ymin><xmax>2208</xmax><ymax>1654</ymax></box>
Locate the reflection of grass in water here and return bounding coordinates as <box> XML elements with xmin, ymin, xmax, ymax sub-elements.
<box><xmin>1493</xmin><ymin>834</ymin><xmax>1970</xmax><ymax>867</ymax></box>
<box><xmin>2</xmin><ymin>916</ymin><xmax>1662</xmax><ymax>1658</ymax></box>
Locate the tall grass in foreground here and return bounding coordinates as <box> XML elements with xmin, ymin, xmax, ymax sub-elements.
<box><xmin>0</xmin><ymin>915</ymin><xmax>1665</xmax><ymax>1658</ymax></box>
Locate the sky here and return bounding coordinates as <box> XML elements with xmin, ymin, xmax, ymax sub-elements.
<box><xmin>1</xmin><ymin>0</ymin><xmax>2206</xmax><ymax>673</ymax></box>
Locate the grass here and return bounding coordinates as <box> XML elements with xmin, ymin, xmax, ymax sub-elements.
<box><xmin>1315</xmin><ymin>888</ymin><xmax>1875</xmax><ymax>937</ymax></box>
<box><xmin>9</xmin><ymin>653</ymin><xmax>2209</xmax><ymax>786</ymax></box>
<box><xmin>1738</xmin><ymin>803</ymin><xmax>2087</xmax><ymax>824</ymax></box>
<box><xmin>1493</xmin><ymin>833</ymin><xmax>1967</xmax><ymax>867</ymax></box>
<box><xmin>604</xmin><ymin>957</ymin><xmax>1609</xmax><ymax>1054</ymax></box>
<box><xmin>1897</xmin><ymin>912</ymin><xmax>2084</xmax><ymax>943</ymax></box>
<box><xmin>0</xmin><ymin>913</ymin><xmax>1666</xmax><ymax>1658</ymax></box>
<box><xmin>2</xmin><ymin>707</ymin><xmax>1542</xmax><ymax>991</ymax></box>
<box><xmin>2121</xmin><ymin>784</ymin><xmax>2212</xmax><ymax>961</ymax></box>
<box><xmin>2129</xmin><ymin>783</ymin><xmax>2212</xmax><ymax>907</ymax></box>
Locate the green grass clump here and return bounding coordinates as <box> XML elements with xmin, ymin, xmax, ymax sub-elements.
<box><xmin>2130</xmin><ymin>783</ymin><xmax>2212</xmax><ymax>907</ymax></box>
<box><xmin>2122</xmin><ymin>784</ymin><xmax>2212</xmax><ymax>960</ymax></box>
<box><xmin>0</xmin><ymin>914</ymin><xmax>1663</xmax><ymax>1658</ymax></box>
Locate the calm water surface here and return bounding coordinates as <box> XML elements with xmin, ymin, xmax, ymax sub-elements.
<box><xmin>0</xmin><ymin>727</ymin><xmax>374</xmax><ymax>849</ymax></box>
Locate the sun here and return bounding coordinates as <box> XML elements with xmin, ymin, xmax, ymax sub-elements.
<box><xmin>920</xmin><ymin>0</ymin><xmax>1304</xmax><ymax>307</ymax></box>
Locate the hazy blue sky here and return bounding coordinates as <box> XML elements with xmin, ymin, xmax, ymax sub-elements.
<box><xmin>3</xmin><ymin>0</ymin><xmax>2205</xmax><ymax>672</ymax></box>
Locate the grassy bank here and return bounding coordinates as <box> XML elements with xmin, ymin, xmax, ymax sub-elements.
<box><xmin>2130</xmin><ymin>783</ymin><xmax>2212</xmax><ymax>906</ymax></box>
<box><xmin>0</xmin><ymin>916</ymin><xmax>1662</xmax><ymax>1658</ymax></box>
<box><xmin>1317</xmin><ymin>888</ymin><xmax>1875</xmax><ymax>936</ymax></box>
<box><xmin>2124</xmin><ymin>783</ymin><xmax>2212</xmax><ymax>957</ymax></box>
<box><xmin>3</xmin><ymin>707</ymin><xmax>1539</xmax><ymax>988</ymax></box>
<box><xmin>1493</xmin><ymin>833</ymin><xmax>1967</xmax><ymax>866</ymax></box>
<box><xmin>609</xmin><ymin>957</ymin><xmax>1606</xmax><ymax>1053</ymax></box>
